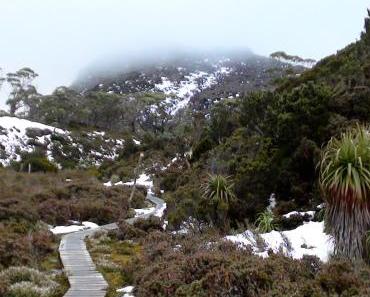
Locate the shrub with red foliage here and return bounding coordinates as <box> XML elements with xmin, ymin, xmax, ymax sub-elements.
<box><xmin>126</xmin><ymin>231</ymin><xmax>370</xmax><ymax>297</ymax></box>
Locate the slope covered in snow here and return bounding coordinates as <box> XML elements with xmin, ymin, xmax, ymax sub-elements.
<box><xmin>0</xmin><ymin>116</ymin><xmax>124</xmax><ymax>167</ymax></box>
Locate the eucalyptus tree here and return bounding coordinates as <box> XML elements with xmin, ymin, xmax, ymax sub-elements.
<box><xmin>6</xmin><ymin>67</ymin><xmax>38</xmax><ymax>115</ymax></box>
<box><xmin>319</xmin><ymin>125</ymin><xmax>370</xmax><ymax>260</ymax></box>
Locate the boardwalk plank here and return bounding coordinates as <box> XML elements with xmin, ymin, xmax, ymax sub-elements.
<box><xmin>60</xmin><ymin>194</ymin><xmax>165</xmax><ymax>297</ymax></box>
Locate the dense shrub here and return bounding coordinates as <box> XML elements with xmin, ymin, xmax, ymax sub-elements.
<box><xmin>116</xmin><ymin>216</ymin><xmax>164</xmax><ymax>241</ymax></box>
<box><xmin>133</xmin><ymin>216</ymin><xmax>163</xmax><ymax>233</ymax></box>
<box><xmin>129</xmin><ymin>187</ymin><xmax>147</xmax><ymax>209</ymax></box>
<box><xmin>13</xmin><ymin>151</ymin><xmax>58</xmax><ymax>173</ymax></box>
<box><xmin>125</xmin><ymin>232</ymin><xmax>370</xmax><ymax>297</ymax></box>
<box><xmin>116</xmin><ymin>221</ymin><xmax>146</xmax><ymax>240</ymax></box>
<box><xmin>0</xmin><ymin>168</ymin><xmax>132</xmax><ymax>269</ymax></box>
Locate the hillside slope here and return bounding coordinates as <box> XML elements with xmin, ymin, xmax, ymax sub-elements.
<box><xmin>74</xmin><ymin>51</ymin><xmax>305</xmax><ymax>115</ymax></box>
<box><xmin>159</xmin><ymin>11</ymin><xmax>370</xmax><ymax>228</ymax></box>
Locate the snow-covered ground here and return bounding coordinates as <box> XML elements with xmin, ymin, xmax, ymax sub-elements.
<box><xmin>0</xmin><ymin>116</ymin><xmax>67</xmax><ymax>166</ymax></box>
<box><xmin>0</xmin><ymin>116</ymin><xmax>124</xmax><ymax>166</ymax></box>
<box><xmin>226</xmin><ymin>221</ymin><xmax>333</xmax><ymax>262</ymax></box>
<box><xmin>50</xmin><ymin>221</ymin><xmax>99</xmax><ymax>235</ymax></box>
<box><xmin>104</xmin><ymin>174</ymin><xmax>154</xmax><ymax>193</ymax></box>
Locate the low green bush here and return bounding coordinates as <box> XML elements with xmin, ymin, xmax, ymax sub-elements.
<box><xmin>0</xmin><ymin>266</ymin><xmax>59</xmax><ymax>297</ymax></box>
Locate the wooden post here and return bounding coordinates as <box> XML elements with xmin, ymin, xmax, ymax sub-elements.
<box><xmin>28</xmin><ymin>163</ymin><xmax>31</xmax><ymax>174</ymax></box>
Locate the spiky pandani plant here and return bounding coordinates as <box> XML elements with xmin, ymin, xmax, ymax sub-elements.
<box><xmin>201</xmin><ymin>174</ymin><xmax>235</xmax><ymax>204</ymax></box>
<box><xmin>201</xmin><ymin>174</ymin><xmax>235</xmax><ymax>230</ymax></box>
<box><xmin>255</xmin><ymin>210</ymin><xmax>277</xmax><ymax>233</ymax></box>
<box><xmin>319</xmin><ymin>125</ymin><xmax>370</xmax><ymax>260</ymax></box>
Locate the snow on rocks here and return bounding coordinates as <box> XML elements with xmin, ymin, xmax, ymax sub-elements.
<box><xmin>283</xmin><ymin>210</ymin><xmax>315</xmax><ymax>219</ymax></box>
<box><xmin>49</xmin><ymin>221</ymin><xmax>99</xmax><ymax>235</ymax></box>
<box><xmin>117</xmin><ymin>285</ymin><xmax>135</xmax><ymax>297</ymax></box>
<box><xmin>226</xmin><ymin>221</ymin><xmax>334</xmax><ymax>262</ymax></box>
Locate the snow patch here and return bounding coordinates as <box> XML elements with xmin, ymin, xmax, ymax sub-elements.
<box><xmin>123</xmin><ymin>173</ymin><xmax>154</xmax><ymax>194</ymax></box>
<box><xmin>226</xmin><ymin>221</ymin><xmax>333</xmax><ymax>262</ymax></box>
<box><xmin>50</xmin><ymin>221</ymin><xmax>99</xmax><ymax>235</ymax></box>
<box><xmin>134</xmin><ymin>207</ymin><xmax>155</xmax><ymax>217</ymax></box>
<box><xmin>117</xmin><ymin>285</ymin><xmax>134</xmax><ymax>297</ymax></box>
<box><xmin>283</xmin><ymin>210</ymin><xmax>315</xmax><ymax>219</ymax></box>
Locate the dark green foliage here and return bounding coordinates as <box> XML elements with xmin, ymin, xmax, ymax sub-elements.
<box><xmin>119</xmin><ymin>137</ymin><xmax>139</xmax><ymax>159</ymax></box>
<box><xmin>208</xmin><ymin>100</ymin><xmax>239</xmax><ymax>144</ymax></box>
<box><xmin>191</xmin><ymin>133</ymin><xmax>215</xmax><ymax>161</ymax></box>
<box><xmin>28</xmin><ymin>87</ymin><xmax>169</xmax><ymax>136</ymax></box>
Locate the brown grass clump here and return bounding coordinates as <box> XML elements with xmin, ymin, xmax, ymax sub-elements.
<box><xmin>0</xmin><ymin>167</ymin><xmax>141</xmax><ymax>270</ymax></box>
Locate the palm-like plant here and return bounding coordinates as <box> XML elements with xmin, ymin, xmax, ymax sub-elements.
<box><xmin>319</xmin><ymin>125</ymin><xmax>370</xmax><ymax>260</ymax></box>
<box><xmin>255</xmin><ymin>210</ymin><xmax>277</xmax><ymax>233</ymax></box>
<box><xmin>201</xmin><ymin>174</ymin><xmax>235</xmax><ymax>230</ymax></box>
<box><xmin>202</xmin><ymin>174</ymin><xmax>235</xmax><ymax>204</ymax></box>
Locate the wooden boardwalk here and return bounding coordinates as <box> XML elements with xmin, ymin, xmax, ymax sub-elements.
<box><xmin>60</xmin><ymin>194</ymin><xmax>165</xmax><ymax>297</ymax></box>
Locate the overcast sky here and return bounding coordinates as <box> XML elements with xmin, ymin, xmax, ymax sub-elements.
<box><xmin>0</xmin><ymin>0</ymin><xmax>369</xmax><ymax>108</ymax></box>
